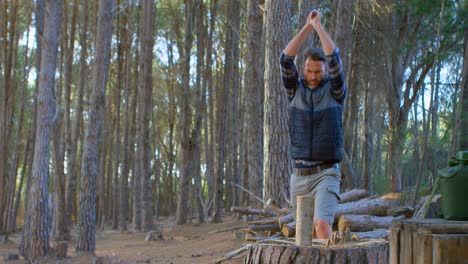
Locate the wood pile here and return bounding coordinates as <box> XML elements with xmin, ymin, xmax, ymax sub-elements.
<box><xmin>231</xmin><ymin>189</ymin><xmax>410</xmax><ymax>243</ymax></box>
<box><xmin>216</xmin><ymin>189</ymin><xmax>418</xmax><ymax>263</ymax></box>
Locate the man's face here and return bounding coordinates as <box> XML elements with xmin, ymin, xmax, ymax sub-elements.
<box><xmin>303</xmin><ymin>58</ymin><xmax>327</xmax><ymax>88</ymax></box>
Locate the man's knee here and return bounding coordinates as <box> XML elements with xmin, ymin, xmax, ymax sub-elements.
<box><xmin>314</xmin><ymin>218</ymin><xmax>332</xmax><ymax>239</ymax></box>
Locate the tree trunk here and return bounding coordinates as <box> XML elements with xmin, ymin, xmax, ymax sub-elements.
<box><xmin>334</xmin><ymin>0</ymin><xmax>354</xmax><ymax>74</ymax></box>
<box><xmin>192</xmin><ymin>0</ymin><xmax>206</xmax><ymax>223</ymax></box>
<box><xmin>138</xmin><ymin>0</ymin><xmax>155</xmax><ymax>232</ymax></box>
<box><xmin>64</xmin><ymin>0</ymin><xmax>88</xmax><ymax>240</ymax></box>
<box><xmin>22</xmin><ymin>0</ymin><xmax>63</xmax><ymax>260</ymax></box>
<box><xmin>118</xmin><ymin>2</ymin><xmax>132</xmax><ymax>231</ymax></box>
<box><xmin>176</xmin><ymin>0</ymin><xmax>194</xmax><ymax>225</ymax></box>
<box><xmin>456</xmin><ymin>29</ymin><xmax>468</xmax><ymax>150</ymax></box>
<box><xmin>225</xmin><ymin>0</ymin><xmax>241</xmax><ymax>211</ymax></box>
<box><xmin>263</xmin><ymin>0</ymin><xmax>291</xmax><ymax>207</ymax></box>
<box><xmin>244</xmin><ymin>0</ymin><xmax>264</xmax><ymax>208</ymax></box>
<box><xmin>76</xmin><ymin>0</ymin><xmax>114</xmax><ymax>253</ymax></box>
<box><xmin>244</xmin><ymin>241</ymin><xmax>389</xmax><ymax>264</ymax></box>
<box><xmin>19</xmin><ymin>0</ymin><xmax>45</xmax><ymax>255</ymax></box>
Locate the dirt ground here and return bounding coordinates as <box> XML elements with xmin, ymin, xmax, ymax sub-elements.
<box><xmin>0</xmin><ymin>214</ymin><xmax>248</xmax><ymax>264</ymax></box>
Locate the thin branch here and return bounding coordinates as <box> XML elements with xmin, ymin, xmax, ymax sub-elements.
<box><xmin>230</xmin><ymin>181</ymin><xmax>264</xmax><ymax>205</ymax></box>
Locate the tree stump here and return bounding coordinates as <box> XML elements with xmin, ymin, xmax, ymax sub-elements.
<box><xmin>244</xmin><ymin>239</ymin><xmax>389</xmax><ymax>264</ymax></box>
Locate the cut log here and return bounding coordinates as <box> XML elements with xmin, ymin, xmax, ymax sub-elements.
<box><xmin>246</xmin><ymin>224</ymin><xmax>281</xmax><ymax>233</ymax></box>
<box><xmin>351</xmin><ymin>229</ymin><xmax>389</xmax><ymax>240</ymax></box>
<box><xmin>281</xmin><ymin>221</ymin><xmax>296</xmax><ymax>238</ymax></box>
<box><xmin>278</xmin><ymin>213</ymin><xmax>294</xmax><ymax>227</ymax></box>
<box><xmin>231</xmin><ymin>206</ymin><xmax>278</xmax><ymax>217</ymax></box>
<box><xmin>335</xmin><ymin>198</ymin><xmax>399</xmax><ymax>222</ymax></box>
<box><xmin>339</xmin><ymin>189</ymin><xmax>369</xmax><ymax>203</ymax></box>
<box><xmin>296</xmin><ymin>196</ymin><xmax>314</xmax><ymax>246</ymax></box>
<box><xmin>244</xmin><ymin>239</ymin><xmax>389</xmax><ymax>264</ymax></box>
<box><xmin>387</xmin><ymin>206</ymin><xmax>414</xmax><ymax>218</ymax></box>
<box><xmin>338</xmin><ymin>214</ymin><xmax>404</xmax><ymax>232</ymax></box>
<box><xmin>248</xmin><ymin>217</ymin><xmax>277</xmax><ymax>226</ymax></box>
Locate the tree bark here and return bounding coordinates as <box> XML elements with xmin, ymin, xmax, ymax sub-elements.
<box><xmin>263</xmin><ymin>0</ymin><xmax>291</xmax><ymax>207</ymax></box>
<box><xmin>244</xmin><ymin>240</ymin><xmax>389</xmax><ymax>264</ymax></box>
<box><xmin>338</xmin><ymin>214</ymin><xmax>403</xmax><ymax>232</ymax></box>
<box><xmin>339</xmin><ymin>189</ymin><xmax>369</xmax><ymax>203</ymax></box>
<box><xmin>76</xmin><ymin>0</ymin><xmax>114</xmax><ymax>253</ymax></box>
<box><xmin>335</xmin><ymin>198</ymin><xmax>399</xmax><ymax>222</ymax></box>
<box><xmin>244</xmin><ymin>0</ymin><xmax>264</xmax><ymax>209</ymax></box>
<box><xmin>225</xmin><ymin>0</ymin><xmax>241</xmax><ymax>211</ymax></box>
<box><xmin>138</xmin><ymin>0</ymin><xmax>155</xmax><ymax>232</ymax></box>
<box><xmin>22</xmin><ymin>0</ymin><xmax>63</xmax><ymax>260</ymax></box>
<box><xmin>456</xmin><ymin>29</ymin><xmax>468</xmax><ymax>150</ymax></box>
<box><xmin>176</xmin><ymin>0</ymin><xmax>194</xmax><ymax>225</ymax></box>
<box><xmin>64</xmin><ymin>0</ymin><xmax>88</xmax><ymax>240</ymax></box>
<box><xmin>118</xmin><ymin>0</ymin><xmax>132</xmax><ymax>232</ymax></box>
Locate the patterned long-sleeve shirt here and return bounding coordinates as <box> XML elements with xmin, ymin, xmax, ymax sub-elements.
<box><xmin>279</xmin><ymin>48</ymin><xmax>347</xmax><ymax>104</ymax></box>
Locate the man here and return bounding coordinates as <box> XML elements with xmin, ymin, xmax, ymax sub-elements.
<box><xmin>280</xmin><ymin>10</ymin><xmax>347</xmax><ymax>239</ymax></box>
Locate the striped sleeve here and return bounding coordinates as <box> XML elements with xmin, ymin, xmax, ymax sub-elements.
<box><xmin>279</xmin><ymin>52</ymin><xmax>298</xmax><ymax>100</ymax></box>
<box><xmin>326</xmin><ymin>48</ymin><xmax>347</xmax><ymax>103</ymax></box>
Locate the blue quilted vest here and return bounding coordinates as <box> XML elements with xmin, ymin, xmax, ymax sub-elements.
<box><xmin>288</xmin><ymin>77</ymin><xmax>344</xmax><ymax>162</ymax></box>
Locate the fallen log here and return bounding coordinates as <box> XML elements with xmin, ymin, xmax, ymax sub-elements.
<box><xmin>339</xmin><ymin>189</ymin><xmax>369</xmax><ymax>203</ymax></box>
<box><xmin>231</xmin><ymin>206</ymin><xmax>278</xmax><ymax>217</ymax></box>
<box><xmin>335</xmin><ymin>198</ymin><xmax>399</xmax><ymax>222</ymax></box>
<box><xmin>278</xmin><ymin>213</ymin><xmax>294</xmax><ymax>228</ymax></box>
<box><xmin>281</xmin><ymin>221</ymin><xmax>296</xmax><ymax>238</ymax></box>
<box><xmin>387</xmin><ymin>206</ymin><xmax>414</xmax><ymax>218</ymax></box>
<box><xmin>244</xmin><ymin>239</ymin><xmax>389</xmax><ymax>264</ymax></box>
<box><xmin>246</xmin><ymin>224</ymin><xmax>281</xmax><ymax>233</ymax></box>
<box><xmin>248</xmin><ymin>217</ymin><xmax>277</xmax><ymax>226</ymax></box>
<box><xmin>338</xmin><ymin>214</ymin><xmax>404</xmax><ymax>232</ymax></box>
<box><xmin>351</xmin><ymin>229</ymin><xmax>389</xmax><ymax>240</ymax></box>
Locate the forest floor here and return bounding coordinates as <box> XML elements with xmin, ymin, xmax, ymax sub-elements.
<box><xmin>0</xmin><ymin>213</ymin><xmax>247</xmax><ymax>264</ymax></box>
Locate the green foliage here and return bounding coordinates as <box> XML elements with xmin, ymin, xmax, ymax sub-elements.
<box><xmin>373</xmin><ymin>174</ymin><xmax>390</xmax><ymax>195</ymax></box>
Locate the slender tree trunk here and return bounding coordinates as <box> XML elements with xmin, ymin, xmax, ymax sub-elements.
<box><xmin>138</xmin><ymin>0</ymin><xmax>155</xmax><ymax>232</ymax></box>
<box><xmin>225</xmin><ymin>0</ymin><xmax>240</xmax><ymax>211</ymax></box>
<box><xmin>263</xmin><ymin>0</ymin><xmax>291</xmax><ymax>206</ymax></box>
<box><xmin>76</xmin><ymin>0</ymin><xmax>114</xmax><ymax>253</ymax></box>
<box><xmin>362</xmin><ymin>74</ymin><xmax>375</xmax><ymax>193</ymax></box>
<box><xmin>19</xmin><ymin>0</ymin><xmax>45</xmax><ymax>255</ymax></box>
<box><xmin>64</xmin><ymin>0</ymin><xmax>88</xmax><ymax>240</ymax></box>
<box><xmin>192</xmin><ymin>0</ymin><xmax>206</xmax><ymax>223</ymax></box>
<box><xmin>244</xmin><ymin>0</ymin><xmax>264</xmax><ymax>208</ymax></box>
<box><xmin>0</xmin><ymin>0</ymin><xmax>20</xmax><ymax>234</ymax></box>
<box><xmin>176</xmin><ymin>0</ymin><xmax>194</xmax><ymax>225</ymax></box>
<box><xmin>22</xmin><ymin>0</ymin><xmax>62</xmax><ymax>260</ymax></box>
<box><xmin>119</xmin><ymin>0</ymin><xmax>132</xmax><ymax>231</ymax></box>
<box><xmin>204</xmin><ymin>0</ymin><xmax>217</xmax><ymax>217</ymax></box>
<box><xmin>456</xmin><ymin>29</ymin><xmax>468</xmax><ymax>150</ymax></box>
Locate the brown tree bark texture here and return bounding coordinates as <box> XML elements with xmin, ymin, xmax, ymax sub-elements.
<box><xmin>244</xmin><ymin>240</ymin><xmax>388</xmax><ymax>264</ymax></box>
<box><xmin>338</xmin><ymin>214</ymin><xmax>403</xmax><ymax>232</ymax></box>
<box><xmin>22</xmin><ymin>0</ymin><xmax>62</xmax><ymax>260</ymax></box>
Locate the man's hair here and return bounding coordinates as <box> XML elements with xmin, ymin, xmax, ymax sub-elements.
<box><xmin>303</xmin><ymin>47</ymin><xmax>326</xmax><ymax>62</ymax></box>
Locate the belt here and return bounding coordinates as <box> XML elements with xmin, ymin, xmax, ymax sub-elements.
<box><xmin>293</xmin><ymin>163</ymin><xmax>335</xmax><ymax>176</ymax></box>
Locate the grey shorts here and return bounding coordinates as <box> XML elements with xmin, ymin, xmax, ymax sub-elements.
<box><xmin>290</xmin><ymin>165</ymin><xmax>341</xmax><ymax>225</ymax></box>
